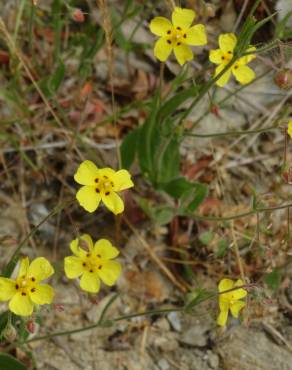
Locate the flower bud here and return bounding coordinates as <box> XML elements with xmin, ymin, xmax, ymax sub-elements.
<box><xmin>26</xmin><ymin>319</ymin><xmax>35</xmax><ymax>334</ymax></box>
<box><xmin>274</xmin><ymin>69</ymin><xmax>292</xmax><ymax>90</ymax></box>
<box><xmin>71</xmin><ymin>8</ymin><xmax>85</xmax><ymax>23</ymax></box>
<box><xmin>2</xmin><ymin>324</ymin><xmax>17</xmax><ymax>342</ymax></box>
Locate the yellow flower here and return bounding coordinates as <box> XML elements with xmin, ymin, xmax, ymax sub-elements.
<box><xmin>217</xmin><ymin>278</ymin><xmax>247</xmax><ymax>327</ymax></box>
<box><xmin>0</xmin><ymin>257</ymin><xmax>54</xmax><ymax>316</ymax></box>
<box><xmin>288</xmin><ymin>121</ymin><xmax>292</xmax><ymax>139</ymax></box>
<box><xmin>209</xmin><ymin>33</ymin><xmax>256</xmax><ymax>87</ymax></box>
<box><xmin>64</xmin><ymin>235</ymin><xmax>121</xmax><ymax>293</ymax></box>
<box><xmin>149</xmin><ymin>7</ymin><xmax>207</xmax><ymax>66</ymax></box>
<box><xmin>74</xmin><ymin>160</ymin><xmax>134</xmax><ymax>215</ymax></box>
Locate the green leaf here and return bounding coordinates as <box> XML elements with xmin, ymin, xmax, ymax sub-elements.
<box><xmin>181</xmin><ymin>182</ymin><xmax>208</xmax><ymax>213</ymax></box>
<box><xmin>120</xmin><ymin>128</ymin><xmax>139</xmax><ymax>169</ymax></box>
<box><xmin>138</xmin><ymin>91</ymin><xmax>160</xmax><ymax>181</ymax></box>
<box><xmin>264</xmin><ymin>269</ymin><xmax>281</xmax><ymax>292</ymax></box>
<box><xmin>135</xmin><ymin>196</ymin><xmax>175</xmax><ymax>225</ymax></box>
<box><xmin>162</xmin><ymin>177</ymin><xmax>194</xmax><ymax>199</ymax></box>
<box><xmin>275</xmin><ymin>11</ymin><xmax>292</xmax><ymax>40</ymax></box>
<box><xmin>155</xmin><ymin>135</ymin><xmax>180</xmax><ymax>184</ymax></box>
<box><xmin>215</xmin><ymin>239</ymin><xmax>229</xmax><ymax>258</ymax></box>
<box><xmin>0</xmin><ymin>354</ymin><xmax>27</xmax><ymax>370</ymax></box>
<box><xmin>199</xmin><ymin>231</ymin><xmax>213</xmax><ymax>245</ymax></box>
<box><xmin>184</xmin><ymin>288</ymin><xmax>215</xmax><ymax>312</ymax></box>
<box><xmin>153</xmin><ymin>206</ymin><xmax>175</xmax><ymax>225</ymax></box>
<box><xmin>47</xmin><ymin>61</ymin><xmax>65</xmax><ymax>94</ymax></box>
<box><xmin>158</xmin><ymin>86</ymin><xmax>198</xmax><ymax>122</ymax></box>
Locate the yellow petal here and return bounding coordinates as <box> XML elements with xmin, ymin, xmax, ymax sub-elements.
<box><xmin>28</xmin><ymin>257</ymin><xmax>54</xmax><ymax>282</ymax></box>
<box><xmin>232</xmin><ymin>279</ymin><xmax>247</xmax><ymax>299</ymax></box>
<box><xmin>288</xmin><ymin>121</ymin><xmax>292</xmax><ymax>139</ymax></box>
<box><xmin>112</xmin><ymin>170</ymin><xmax>134</xmax><ymax>192</ymax></box>
<box><xmin>219</xmin><ymin>297</ymin><xmax>229</xmax><ymax>312</ymax></box>
<box><xmin>230</xmin><ymin>300</ymin><xmax>246</xmax><ymax>318</ymax></box>
<box><xmin>173</xmin><ymin>44</ymin><xmax>193</xmax><ymax>66</ymax></box>
<box><xmin>217</xmin><ymin>310</ymin><xmax>229</xmax><ymax>326</ymax></box>
<box><xmin>150</xmin><ymin>16</ymin><xmax>172</xmax><ymax>36</ymax></box>
<box><xmin>185</xmin><ymin>24</ymin><xmax>207</xmax><ymax>46</ymax></box>
<box><xmin>64</xmin><ymin>256</ymin><xmax>84</xmax><ymax>279</ymax></box>
<box><xmin>74</xmin><ymin>160</ymin><xmax>99</xmax><ymax>186</ymax></box>
<box><xmin>69</xmin><ymin>238</ymin><xmax>87</xmax><ymax>257</ymax></box>
<box><xmin>93</xmin><ymin>239</ymin><xmax>120</xmax><ymax>260</ymax></box>
<box><xmin>153</xmin><ymin>37</ymin><xmax>173</xmax><ymax>62</ymax></box>
<box><xmin>172</xmin><ymin>7</ymin><xmax>195</xmax><ymax>29</ymax></box>
<box><xmin>102</xmin><ymin>191</ymin><xmax>124</xmax><ymax>215</ymax></box>
<box><xmin>0</xmin><ymin>278</ymin><xmax>16</xmax><ymax>301</ymax></box>
<box><xmin>98</xmin><ymin>260</ymin><xmax>121</xmax><ymax>286</ymax></box>
<box><xmin>242</xmin><ymin>46</ymin><xmax>256</xmax><ymax>64</ymax></box>
<box><xmin>17</xmin><ymin>257</ymin><xmax>29</xmax><ymax>278</ymax></box>
<box><xmin>209</xmin><ymin>49</ymin><xmax>224</xmax><ymax>64</ymax></box>
<box><xmin>215</xmin><ymin>64</ymin><xmax>232</xmax><ymax>87</ymax></box>
<box><xmin>97</xmin><ymin>167</ymin><xmax>116</xmax><ymax>179</ymax></box>
<box><xmin>219</xmin><ymin>33</ymin><xmax>237</xmax><ymax>53</ymax></box>
<box><xmin>9</xmin><ymin>292</ymin><xmax>34</xmax><ymax>316</ymax></box>
<box><xmin>29</xmin><ymin>284</ymin><xmax>54</xmax><ymax>305</ymax></box>
<box><xmin>76</xmin><ymin>185</ymin><xmax>101</xmax><ymax>213</ymax></box>
<box><xmin>80</xmin><ymin>271</ymin><xmax>100</xmax><ymax>293</ymax></box>
<box><xmin>233</xmin><ymin>65</ymin><xmax>255</xmax><ymax>85</ymax></box>
<box><xmin>218</xmin><ymin>278</ymin><xmax>234</xmax><ymax>292</ymax></box>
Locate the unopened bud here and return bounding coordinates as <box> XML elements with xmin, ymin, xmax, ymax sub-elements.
<box><xmin>71</xmin><ymin>8</ymin><xmax>85</xmax><ymax>23</ymax></box>
<box><xmin>274</xmin><ymin>69</ymin><xmax>292</xmax><ymax>90</ymax></box>
<box><xmin>210</xmin><ymin>104</ymin><xmax>220</xmax><ymax>117</ymax></box>
<box><xmin>26</xmin><ymin>320</ymin><xmax>35</xmax><ymax>334</ymax></box>
<box><xmin>2</xmin><ymin>324</ymin><xmax>17</xmax><ymax>342</ymax></box>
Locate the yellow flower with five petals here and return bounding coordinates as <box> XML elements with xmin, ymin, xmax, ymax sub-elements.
<box><xmin>209</xmin><ymin>33</ymin><xmax>256</xmax><ymax>87</ymax></box>
<box><xmin>74</xmin><ymin>160</ymin><xmax>134</xmax><ymax>215</ymax></box>
<box><xmin>149</xmin><ymin>7</ymin><xmax>207</xmax><ymax>66</ymax></box>
<box><xmin>0</xmin><ymin>257</ymin><xmax>54</xmax><ymax>316</ymax></box>
<box><xmin>217</xmin><ymin>278</ymin><xmax>247</xmax><ymax>326</ymax></box>
<box><xmin>64</xmin><ymin>234</ymin><xmax>121</xmax><ymax>293</ymax></box>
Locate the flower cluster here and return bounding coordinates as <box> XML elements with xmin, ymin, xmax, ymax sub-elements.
<box><xmin>149</xmin><ymin>7</ymin><xmax>256</xmax><ymax>86</ymax></box>
<box><xmin>0</xmin><ymin>160</ymin><xmax>133</xmax><ymax>317</ymax></box>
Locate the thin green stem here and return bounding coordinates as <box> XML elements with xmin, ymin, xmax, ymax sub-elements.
<box><xmin>184</xmin><ymin>126</ymin><xmax>278</xmax><ymax>138</ymax></box>
<box><xmin>190</xmin><ymin>202</ymin><xmax>292</xmax><ymax>222</ymax></box>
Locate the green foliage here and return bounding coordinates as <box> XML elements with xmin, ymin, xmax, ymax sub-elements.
<box><xmin>184</xmin><ymin>288</ymin><xmax>215</xmax><ymax>312</ymax></box>
<box><xmin>215</xmin><ymin>239</ymin><xmax>229</xmax><ymax>258</ymax></box>
<box><xmin>120</xmin><ymin>127</ymin><xmax>140</xmax><ymax>169</ymax></box>
<box><xmin>264</xmin><ymin>269</ymin><xmax>281</xmax><ymax>292</ymax></box>
<box><xmin>0</xmin><ymin>354</ymin><xmax>27</xmax><ymax>370</ymax></box>
<box><xmin>199</xmin><ymin>231</ymin><xmax>214</xmax><ymax>245</ymax></box>
<box><xmin>275</xmin><ymin>11</ymin><xmax>292</xmax><ymax>40</ymax></box>
<box><xmin>39</xmin><ymin>61</ymin><xmax>65</xmax><ymax>98</ymax></box>
<box><xmin>135</xmin><ymin>196</ymin><xmax>175</xmax><ymax>225</ymax></box>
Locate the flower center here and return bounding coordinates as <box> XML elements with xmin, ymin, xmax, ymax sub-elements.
<box><xmin>82</xmin><ymin>253</ymin><xmax>103</xmax><ymax>273</ymax></box>
<box><xmin>221</xmin><ymin>50</ymin><xmax>233</xmax><ymax>63</ymax></box>
<box><xmin>94</xmin><ymin>175</ymin><xmax>114</xmax><ymax>195</ymax></box>
<box><xmin>15</xmin><ymin>276</ymin><xmax>36</xmax><ymax>296</ymax></box>
<box><xmin>166</xmin><ymin>26</ymin><xmax>187</xmax><ymax>46</ymax></box>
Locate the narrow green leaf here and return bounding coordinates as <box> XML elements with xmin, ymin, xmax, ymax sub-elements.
<box><xmin>48</xmin><ymin>61</ymin><xmax>65</xmax><ymax>94</ymax></box>
<box><xmin>120</xmin><ymin>128</ymin><xmax>139</xmax><ymax>169</ymax></box>
<box><xmin>185</xmin><ymin>288</ymin><xmax>215</xmax><ymax>312</ymax></box>
<box><xmin>158</xmin><ymin>86</ymin><xmax>198</xmax><ymax>121</ymax></box>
